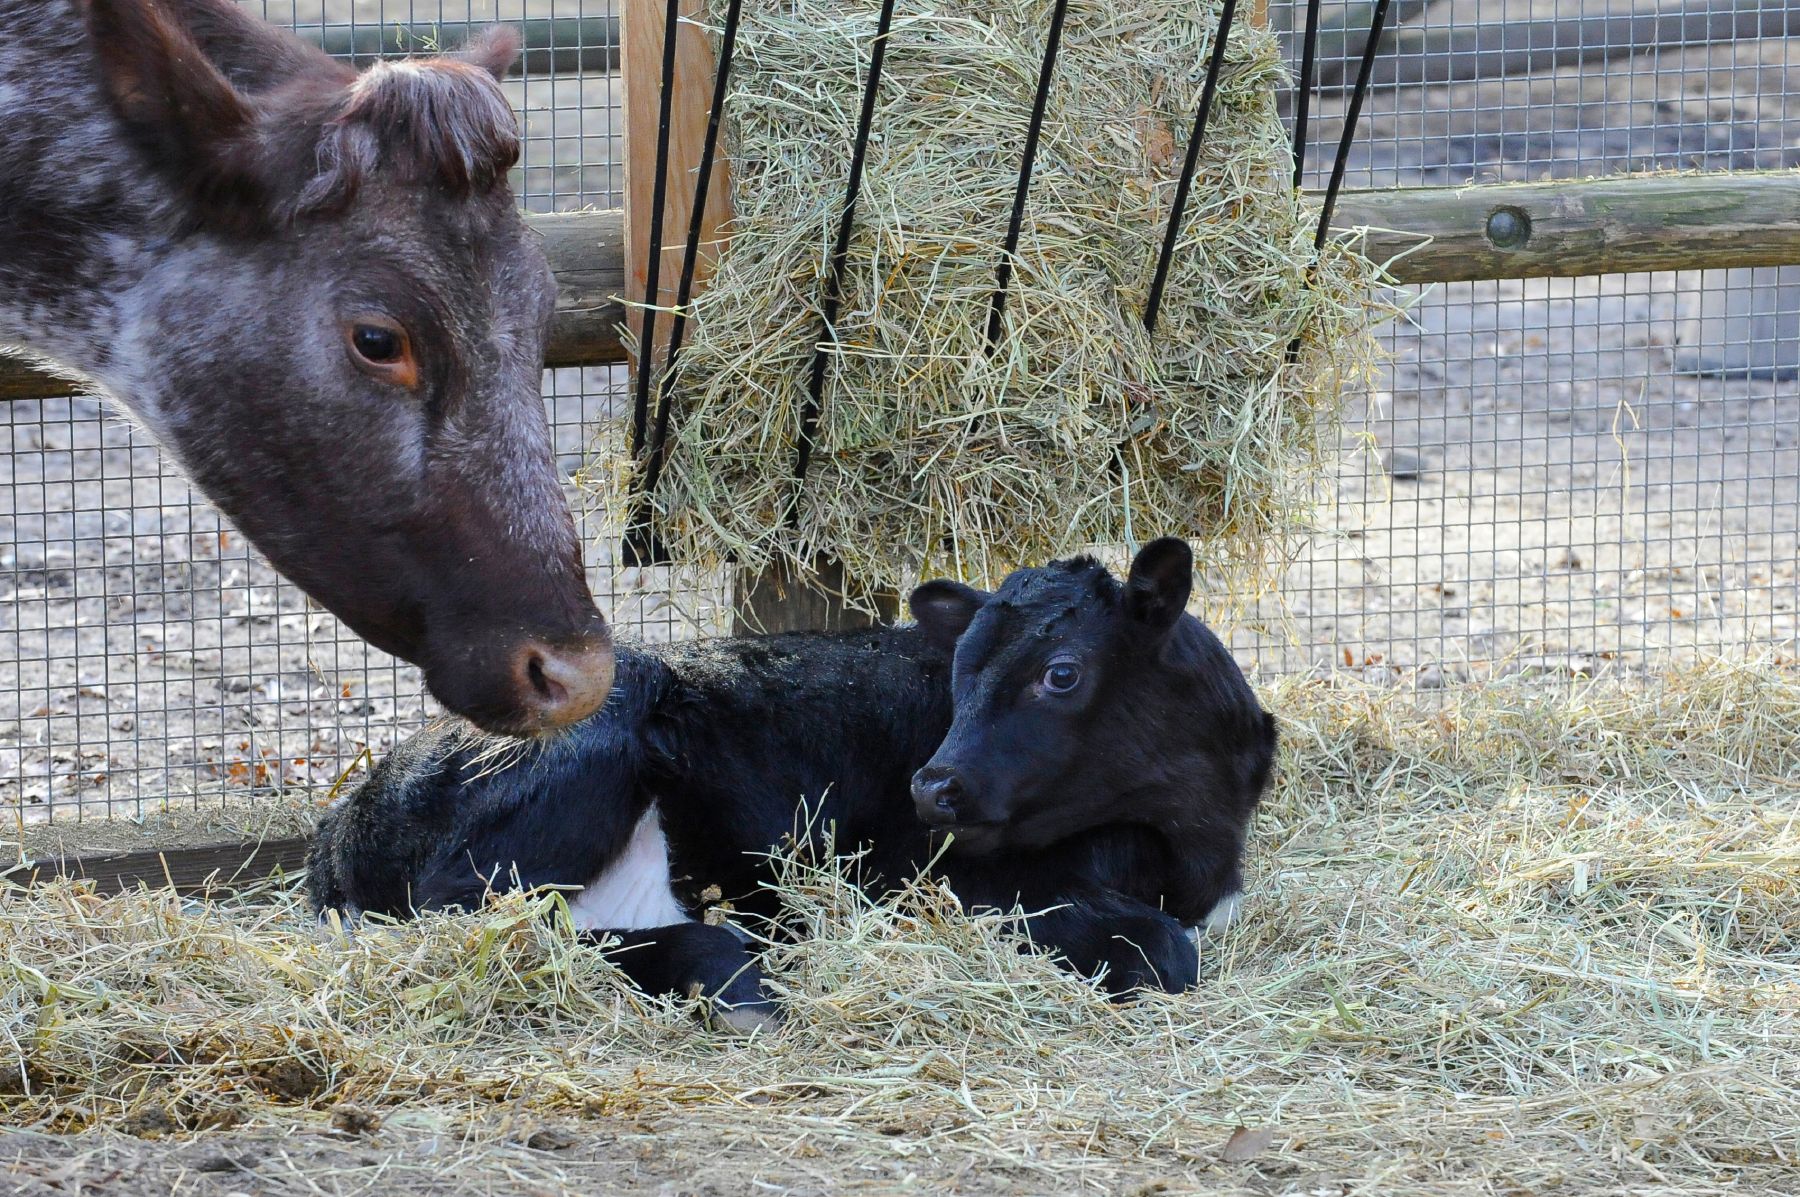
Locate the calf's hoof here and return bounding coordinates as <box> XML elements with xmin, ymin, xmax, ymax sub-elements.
<box><xmin>695</xmin><ymin>984</ymin><xmax>783</xmax><ymax>1035</ymax></box>
<box><xmin>1096</xmin><ymin>916</ymin><xmax>1200</xmax><ymax>998</ymax></box>
<box><xmin>684</xmin><ymin>954</ymin><xmax>782</xmax><ymax>1035</ymax></box>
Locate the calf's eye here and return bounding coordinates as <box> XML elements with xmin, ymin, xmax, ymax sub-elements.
<box><xmin>1042</xmin><ymin>660</ymin><xmax>1081</xmax><ymax>694</ymax></box>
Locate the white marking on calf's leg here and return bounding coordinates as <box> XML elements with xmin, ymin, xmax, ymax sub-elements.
<box><xmin>565</xmin><ymin>805</ymin><xmax>690</xmax><ymax>932</ymax></box>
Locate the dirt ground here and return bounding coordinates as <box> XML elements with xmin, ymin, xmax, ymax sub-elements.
<box><xmin>1239</xmin><ymin>25</ymin><xmax>1800</xmax><ymax>678</ymax></box>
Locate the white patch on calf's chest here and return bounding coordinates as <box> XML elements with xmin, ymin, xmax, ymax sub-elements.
<box><xmin>565</xmin><ymin>805</ymin><xmax>690</xmax><ymax>931</ymax></box>
<box><xmin>1200</xmin><ymin>891</ymin><xmax>1243</xmax><ymax>937</ymax></box>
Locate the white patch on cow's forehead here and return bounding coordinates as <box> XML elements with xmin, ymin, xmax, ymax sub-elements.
<box><xmin>565</xmin><ymin>804</ymin><xmax>690</xmax><ymax>932</ymax></box>
<box><xmin>352</xmin><ymin>59</ymin><xmax>428</xmax><ymax>93</ymax></box>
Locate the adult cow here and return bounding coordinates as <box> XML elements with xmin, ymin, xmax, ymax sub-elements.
<box><xmin>0</xmin><ymin>0</ymin><xmax>612</xmax><ymax>733</ymax></box>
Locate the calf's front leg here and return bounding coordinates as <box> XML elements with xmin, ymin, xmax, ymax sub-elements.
<box><xmin>583</xmin><ymin>923</ymin><xmax>779</xmax><ymax>1033</ymax></box>
<box><xmin>1030</xmin><ymin>892</ymin><xmax>1200</xmax><ymax>996</ymax></box>
<box><xmin>954</xmin><ymin>882</ymin><xmax>1200</xmax><ymax>996</ymax></box>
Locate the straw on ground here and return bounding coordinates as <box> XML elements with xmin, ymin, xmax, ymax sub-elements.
<box><xmin>5</xmin><ymin>660</ymin><xmax>1796</xmax><ymax>1194</ymax></box>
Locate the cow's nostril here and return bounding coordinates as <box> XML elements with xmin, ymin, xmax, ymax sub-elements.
<box><xmin>912</xmin><ymin>768</ymin><xmax>966</xmax><ymax>822</ymax></box>
<box><xmin>510</xmin><ymin>636</ymin><xmax>615</xmax><ymax>731</ymax></box>
<box><xmin>525</xmin><ymin>652</ymin><xmax>563</xmax><ymax>702</ymax></box>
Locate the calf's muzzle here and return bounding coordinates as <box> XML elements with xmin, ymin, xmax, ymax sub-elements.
<box><xmin>911</xmin><ymin>762</ymin><xmax>1001</xmax><ymax>829</ymax></box>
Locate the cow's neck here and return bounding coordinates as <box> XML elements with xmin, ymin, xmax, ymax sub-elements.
<box><xmin>0</xmin><ymin>2</ymin><xmax>174</xmax><ymax>419</ymax></box>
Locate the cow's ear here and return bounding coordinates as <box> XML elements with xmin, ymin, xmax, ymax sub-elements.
<box><xmin>1123</xmin><ymin>537</ymin><xmax>1193</xmax><ymax>636</ymax></box>
<box><xmin>456</xmin><ymin>26</ymin><xmax>522</xmax><ymax>82</ymax></box>
<box><xmin>88</xmin><ymin>0</ymin><xmax>257</xmax><ymax>202</ymax></box>
<box><xmin>162</xmin><ymin>0</ymin><xmax>345</xmax><ymax>89</ymax></box>
<box><xmin>909</xmin><ymin>580</ymin><xmax>989</xmax><ymax>651</ymax></box>
<box><xmin>88</xmin><ymin>0</ymin><xmax>264</xmax><ymax>215</ymax></box>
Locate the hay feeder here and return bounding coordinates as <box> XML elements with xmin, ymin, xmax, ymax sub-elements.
<box><xmin>605</xmin><ymin>0</ymin><xmax>1384</xmax><ymax>616</ymax></box>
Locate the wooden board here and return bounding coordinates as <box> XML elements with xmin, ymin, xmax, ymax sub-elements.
<box><xmin>17</xmin><ymin>836</ymin><xmax>313</xmax><ymax>896</ymax></box>
<box><xmin>731</xmin><ymin>557</ymin><xmax>900</xmax><ymax>636</ymax></box>
<box><xmin>11</xmin><ymin>176</ymin><xmax>1800</xmax><ymax>401</ymax></box>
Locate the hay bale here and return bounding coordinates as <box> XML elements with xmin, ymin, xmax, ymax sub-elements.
<box><xmin>597</xmin><ymin>0</ymin><xmax>1383</xmax><ymax>598</ymax></box>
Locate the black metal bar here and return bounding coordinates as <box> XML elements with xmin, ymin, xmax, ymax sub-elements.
<box><xmin>1142</xmin><ymin>0</ymin><xmax>1239</xmax><ymax>336</ymax></box>
<box><xmin>985</xmin><ymin>0</ymin><xmax>1071</xmax><ymax>353</ymax></box>
<box><xmin>1314</xmin><ymin>0</ymin><xmax>1393</xmax><ymax>250</ymax></box>
<box><xmin>1286</xmin><ymin>0</ymin><xmax>1393</xmax><ymax>365</ymax></box>
<box><xmin>624</xmin><ymin>0</ymin><xmax>746</xmax><ymax>565</ymax></box>
<box><xmin>627</xmin><ymin>0</ymin><xmax>684</xmax><ymax>461</ymax></box>
<box><xmin>1290</xmin><ymin>0</ymin><xmax>1324</xmax><ymax>190</ymax></box>
<box><xmin>791</xmin><ymin>0</ymin><xmax>901</xmax><ymax>493</ymax></box>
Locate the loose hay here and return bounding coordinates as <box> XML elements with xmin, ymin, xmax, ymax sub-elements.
<box><xmin>5</xmin><ymin>661</ymin><xmax>1797</xmax><ymax>1194</ymax></box>
<box><xmin>595</xmin><ymin>0</ymin><xmax>1384</xmax><ymax>601</ymax></box>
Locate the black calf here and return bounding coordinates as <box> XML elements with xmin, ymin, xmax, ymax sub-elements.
<box><xmin>307</xmin><ymin>539</ymin><xmax>1278</xmax><ymax>1023</ymax></box>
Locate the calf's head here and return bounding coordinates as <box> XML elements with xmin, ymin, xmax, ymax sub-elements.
<box><xmin>909</xmin><ymin>538</ymin><xmax>1231</xmax><ymax>853</ymax></box>
<box><xmin>85</xmin><ymin>0</ymin><xmax>611</xmax><ymax>733</ymax></box>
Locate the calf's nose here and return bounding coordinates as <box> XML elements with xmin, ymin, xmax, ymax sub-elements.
<box><xmin>911</xmin><ymin>766</ymin><xmax>967</xmax><ymax>826</ymax></box>
<box><xmin>509</xmin><ymin>633</ymin><xmax>614</xmax><ymax>731</ymax></box>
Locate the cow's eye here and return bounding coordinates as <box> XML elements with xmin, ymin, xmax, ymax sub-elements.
<box><xmin>343</xmin><ymin>317</ymin><xmax>420</xmax><ymax>388</ymax></box>
<box><xmin>352</xmin><ymin>325</ymin><xmax>401</xmax><ymax>362</ymax></box>
<box><xmin>1042</xmin><ymin>660</ymin><xmax>1081</xmax><ymax>694</ymax></box>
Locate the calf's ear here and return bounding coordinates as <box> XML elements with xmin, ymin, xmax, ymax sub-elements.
<box><xmin>909</xmin><ymin>580</ymin><xmax>989</xmax><ymax>651</ymax></box>
<box><xmin>1123</xmin><ymin>537</ymin><xmax>1193</xmax><ymax>635</ymax></box>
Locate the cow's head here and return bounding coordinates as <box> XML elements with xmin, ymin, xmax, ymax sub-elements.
<box><xmin>86</xmin><ymin>0</ymin><xmax>612</xmax><ymax>733</ymax></box>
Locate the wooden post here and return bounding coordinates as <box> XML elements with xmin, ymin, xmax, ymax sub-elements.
<box><xmin>622</xmin><ymin>0</ymin><xmax>733</xmax><ymax>379</ymax></box>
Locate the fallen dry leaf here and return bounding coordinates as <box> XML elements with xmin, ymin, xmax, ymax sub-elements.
<box><xmin>1221</xmin><ymin>1124</ymin><xmax>1277</xmax><ymax>1162</ymax></box>
<box><xmin>1145</xmin><ymin>123</ymin><xmax>1176</xmax><ymax>171</ymax></box>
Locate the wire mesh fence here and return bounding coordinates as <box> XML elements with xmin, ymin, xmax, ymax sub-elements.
<box><xmin>3</xmin><ymin>0</ymin><xmax>1796</xmax><ymax>823</ymax></box>
<box><xmin>1236</xmin><ymin>0</ymin><xmax>1800</xmax><ymax>679</ymax></box>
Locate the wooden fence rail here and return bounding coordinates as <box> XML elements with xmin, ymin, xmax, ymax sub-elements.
<box><xmin>1333</xmin><ymin>171</ymin><xmax>1800</xmax><ymax>283</ymax></box>
<box><xmin>300</xmin><ymin>16</ymin><xmax>622</xmax><ymax>75</ymax></box>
